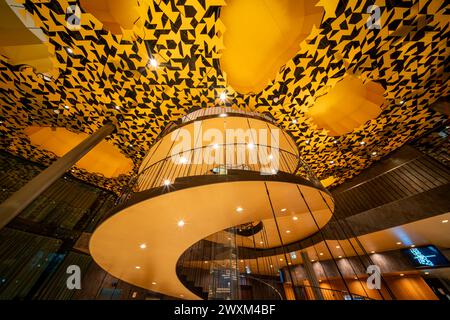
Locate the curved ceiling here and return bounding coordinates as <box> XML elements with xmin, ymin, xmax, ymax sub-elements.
<box><xmin>90</xmin><ymin>180</ymin><xmax>333</xmax><ymax>299</ymax></box>
<box><xmin>0</xmin><ymin>0</ymin><xmax>448</xmax><ymax>194</ymax></box>
<box><xmin>24</xmin><ymin>126</ymin><xmax>133</xmax><ymax>178</ymax></box>
<box><xmin>219</xmin><ymin>0</ymin><xmax>323</xmax><ymax>94</ymax></box>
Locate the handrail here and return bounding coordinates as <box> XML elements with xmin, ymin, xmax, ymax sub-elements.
<box><xmin>132</xmin><ymin>142</ymin><xmax>314</xmax><ymax>192</ymax></box>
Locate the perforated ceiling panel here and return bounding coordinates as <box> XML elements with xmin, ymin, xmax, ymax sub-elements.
<box><xmin>0</xmin><ymin>0</ymin><xmax>448</xmax><ymax>194</ymax></box>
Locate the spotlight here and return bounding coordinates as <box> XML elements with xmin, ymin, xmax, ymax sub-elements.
<box><xmin>442</xmin><ymin>219</ymin><xmax>448</xmax><ymax>223</ymax></box>
<box><xmin>219</xmin><ymin>113</ymin><xmax>227</xmax><ymax>117</ymax></box>
<box><xmin>177</xmin><ymin>220</ymin><xmax>185</xmax><ymax>227</ymax></box>
<box><xmin>292</xmin><ymin>119</ymin><xmax>297</xmax><ymax>124</ymax></box>
<box><xmin>163</xmin><ymin>179</ymin><xmax>171</xmax><ymax>186</ymax></box>
<box><xmin>139</xmin><ymin>243</ymin><xmax>147</xmax><ymax>249</ymax></box>
<box><xmin>219</xmin><ymin>92</ymin><xmax>227</xmax><ymax>101</ymax></box>
<box><xmin>135</xmin><ymin>266</ymin><xmax>141</xmax><ymax>269</ymax></box>
<box><xmin>236</xmin><ymin>207</ymin><xmax>243</xmax><ymax>213</ymax></box>
<box><xmin>65</xmin><ymin>47</ymin><xmax>74</xmax><ymax>55</ymax></box>
<box><xmin>292</xmin><ymin>216</ymin><xmax>298</xmax><ymax>221</ymax></box>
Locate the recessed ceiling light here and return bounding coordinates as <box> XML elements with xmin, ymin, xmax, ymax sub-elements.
<box><xmin>329</xmin><ymin>160</ymin><xmax>334</xmax><ymax>164</ymax></box>
<box><xmin>292</xmin><ymin>119</ymin><xmax>297</xmax><ymax>124</ymax></box>
<box><xmin>135</xmin><ymin>266</ymin><xmax>141</xmax><ymax>269</ymax></box>
<box><xmin>236</xmin><ymin>207</ymin><xmax>243</xmax><ymax>212</ymax></box>
<box><xmin>286</xmin><ymin>230</ymin><xmax>291</xmax><ymax>234</ymax></box>
<box><xmin>338</xmin><ymin>255</ymin><xmax>343</xmax><ymax>258</ymax></box>
<box><xmin>400</xmin><ymin>273</ymin><xmax>404</xmax><ymax>277</ymax></box>
<box><xmin>64</xmin><ymin>105</ymin><xmax>70</xmax><ymax>110</ymax></box>
<box><xmin>227</xmin><ymin>237</ymin><xmax>231</xmax><ymax>240</ymax></box>
<box><xmin>360</xmin><ymin>141</ymin><xmax>366</xmax><ymax>146</ymax></box>
<box><xmin>65</xmin><ymin>47</ymin><xmax>73</xmax><ymax>55</ymax></box>
<box><xmin>240</xmin><ymin>260</ymin><xmax>244</xmax><ymax>263</ymax></box>
<box><xmin>281</xmin><ymin>208</ymin><xmax>287</xmax><ymax>212</ymax></box>
<box><xmin>259</xmin><ymin>241</ymin><xmax>263</xmax><ymax>244</ymax></box>
<box><xmin>177</xmin><ymin>220</ymin><xmax>185</xmax><ymax>227</ymax></box>
<box><xmin>396</xmin><ymin>241</ymin><xmax>402</xmax><ymax>245</ymax></box>
<box><xmin>139</xmin><ymin>243</ymin><xmax>147</xmax><ymax>249</ymax></box>
<box><xmin>149</xmin><ymin>58</ymin><xmax>158</xmax><ymax>68</ymax></box>
<box><xmin>279</xmin><ymin>258</ymin><xmax>283</xmax><ymax>261</ymax></box>
<box><xmin>163</xmin><ymin>179</ymin><xmax>171</xmax><ymax>186</ymax></box>
<box><xmin>292</xmin><ymin>216</ymin><xmax>298</xmax><ymax>221</ymax></box>
<box><xmin>424</xmin><ymin>272</ymin><xmax>429</xmax><ymax>275</ymax></box>
<box><xmin>311</xmin><ymin>259</ymin><xmax>315</xmax><ymax>262</ymax></box>
<box><xmin>442</xmin><ymin>219</ymin><xmax>448</xmax><ymax>223</ymax></box>
<box><xmin>219</xmin><ymin>92</ymin><xmax>227</xmax><ymax>101</ymax></box>
<box><xmin>270</xmin><ymin>264</ymin><xmax>273</xmax><ymax>268</ymax></box>
<box><xmin>247</xmin><ymin>143</ymin><xmax>254</xmax><ymax>149</ymax></box>
<box><xmin>319</xmin><ymin>252</ymin><xmax>324</xmax><ymax>256</ymax></box>
<box><xmin>114</xmin><ymin>105</ymin><xmax>120</xmax><ymax>110</ymax></box>
<box><xmin>129</xmin><ymin>144</ymin><xmax>133</xmax><ymax>147</ymax></box>
<box><xmin>354</xmin><ymin>277</ymin><xmax>358</xmax><ymax>280</ymax></box>
<box><xmin>288</xmin><ymin>262</ymin><xmax>292</xmax><ymax>265</ymax></box>
<box><xmin>400</xmin><ymin>100</ymin><xmax>405</xmax><ymax>104</ymax></box>
<box><xmin>372</xmin><ymin>151</ymin><xmax>377</xmax><ymax>156</ymax></box>
<box><xmin>152</xmin><ymin>281</ymin><xmax>157</xmax><ymax>285</ymax></box>
<box><xmin>204</xmin><ymin>261</ymin><xmax>208</xmax><ymax>264</ymax></box>
<box><xmin>333</xmin><ymin>140</ymin><xmax>338</xmax><ymax>144</ymax></box>
<box><xmin>180</xmin><ymin>294</ymin><xmax>184</xmax><ymax>298</ymax></box>
<box><xmin>336</xmin><ymin>245</ymin><xmax>340</xmax><ymax>249</ymax></box>
<box><xmin>371</xmin><ymin>250</ymin><xmax>375</xmax><ymax>254</ymax></box>
<box><xmin>268</xmin><ymin>154</ymin><xmax>274</xmax><ymax>160</ymax></box>
<box><xmin>305</xmin><ymin>139</ymin><xmax>310</xmax><ymax>145</ymax></box>
<box><xmin>219</xmin><ymin>113</ymin><xmax>227</xmax><ymax>117</ymax></box>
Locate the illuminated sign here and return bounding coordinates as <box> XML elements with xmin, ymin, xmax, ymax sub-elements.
<box><xmin>403</xmin><ymin>245</ymin><xmax>450</xmax><ymax>269</ymax></box>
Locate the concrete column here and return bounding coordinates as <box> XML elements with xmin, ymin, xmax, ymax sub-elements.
<box><xmin>301</xmin><ymin>251</ymin><xmax>324</xmax><ymax>300</ymax></box>
<box><xmin>0</xmin><ymin>122</ymin><xmax>115</xmax><ymax>229</ymax></box>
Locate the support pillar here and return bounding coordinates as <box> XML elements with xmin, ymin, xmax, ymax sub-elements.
<box><xmin>301</xmin><ymin>251</ymin><xmax>324</xmax><ymax>300</ymax></box>
<box><xmin>0</xmin><ymin>122</ymin><xmax>115</xmax><ymax>229</ymax></box>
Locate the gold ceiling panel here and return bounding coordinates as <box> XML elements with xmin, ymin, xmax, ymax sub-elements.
<box><xmin>307</xmin><ymin>74</ymin><xmax>386</xmax><ymax>136</ymax></box>
<box><xmin>219</xmin><ymin>0</ymin><xmax>323</xmax><ymax>94</ymax></box>
<box><xmin>0</xmin><ymin>0</ymin><xmax>448</xmax><ymax>194</ymax></box>
<box><xmin>25</xmin><ymin>126</ymin><xmax>134</xmax><ymax>178</ymax></box>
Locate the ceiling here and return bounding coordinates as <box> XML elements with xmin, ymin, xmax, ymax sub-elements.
<box><xmin>0</xmin><ymin>0</ymin><xmax>448</xmax><ymax>193</ymax></box>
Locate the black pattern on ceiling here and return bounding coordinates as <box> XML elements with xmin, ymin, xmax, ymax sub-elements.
<box><xmin>0</xmin><ymin>0</ymin><xmax>448</xmax><ymax>194</ymax></box>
